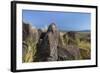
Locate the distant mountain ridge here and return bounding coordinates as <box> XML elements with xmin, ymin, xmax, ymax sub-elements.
<box><xmin>60</xmin><ymin>30</ymin><xmax>90</xmax><ymax>32</ymax></box>
<box><xmin>79</xmin><ymin>30</ymin><xmax>90</xmax><ymax>32</ymax></box>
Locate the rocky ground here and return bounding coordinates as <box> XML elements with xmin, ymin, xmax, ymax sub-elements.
<box><xmin>22</xmin><ymin>22</ymin><xmax>91</xmax><ymax>63</ymax></box>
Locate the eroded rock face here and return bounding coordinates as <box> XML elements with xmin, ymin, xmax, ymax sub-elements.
<box><xmin>57</xmin><ymin>46</ymin><xmax>81</xmax><ymax>60</ymax></box>
<box><xmin>37</xmin><ymin>23</ymin><xmax>59</xmax><ymax>61</ymax></box>
<box><xmin>66</xmin><ymin>45</ymin><xmax>81</xmax><ymax>60</ymax></box>
<box><xmin>23</xmin><ymin>23</ymin><xmax>30</xmax><ymax>41</ymax></box>
<box><xmin>23</xmin><ymin>22</ymin><xmax>90</xmax><ymax>62</ymax></box>
<box><xmin>67</xmin><ymin>31</ymin><xmax>77</xmax><ymax>45</ymax></box>
<box><xmin>58</xmin><ymin>47</ymin><xmax>74</xmax><ymax>60</ymax></box>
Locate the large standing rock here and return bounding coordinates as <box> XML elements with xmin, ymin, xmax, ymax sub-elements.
<box><xmin>37</xmin><ymin>23</ymin><xmax>59</xmax><ymax>61</ymax></box>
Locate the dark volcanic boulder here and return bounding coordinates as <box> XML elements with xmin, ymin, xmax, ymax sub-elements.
<box><xmin>67</xmin><ymin>31</ymin><xmax>76</xmax><ymax>39</ymax></box>
<box><xmin>23</xmin><ymin>22</ymin><xmax>31</xmax><ymax>41</ymax></box>
<box><xmin>65</xmin><ymin>31</ymin><xmax>77</xmax><ymax>45</ymax></box>
<box><xmin>36</xmin><ymin>23</ymin><xmax>59</xmax><ymax>61</ymax></box>
<box><xmin>58</xmin><ymin>46</ymin><xmax>74</xmax><ymax>60</ymax></box>
<box><xmin>66</xmin><ymin>45</ymin><xmax>81</xmax><ymax>60</ymax></box>
<box><xmin>57</xmin><ymin>45</ymin><xmax>81</xmax><ymax>60</ymax></box>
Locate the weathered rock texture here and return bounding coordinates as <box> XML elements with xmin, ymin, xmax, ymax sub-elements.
<box><xmin>22</xmin><ymin>22</ymin><xmax>91</xmax><ymax>62</ymax></box>
<box><xmin>36</xmin><ymin>23</ymin><xmax>59</xmax><ymax>61</ymax></box>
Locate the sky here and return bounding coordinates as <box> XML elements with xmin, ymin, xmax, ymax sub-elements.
<box><xmin>22</xmin><ymin>10</ymin><xmax>91</xmax><ymax>31</ymax></box>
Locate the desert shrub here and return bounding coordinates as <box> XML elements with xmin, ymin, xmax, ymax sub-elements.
<box><xmin>78</xmin><ymin>40</ymin><xmax>91</xmax><ymax>59</ymax></box>
<box><xmin>63</xmin><ymin>34</ymin><xmax>69</xmax><ymax>46</ymax></box>
<box><xmin>63</xmin><ymin>34</ymin><xmax>78</xmax><ymax>47</ymax></box>
<box><xmin>79</xmin><ymin>48</ymin><xmax>91</xmax><ymax>59</ymax></box>
<box><xmin>78</xmin><ymin>41</ymin><xmax>90</xmax><ymax>50</ymax></box>
<box><xmin>62</xmin><ymin>32</ymin><xmax>91</xmax><ymax>60</ymax></box>
<box><xmin>75</xmin><ymin>32</ymin><xmax>91</xmax><ymax>59</ymax></box>
<box><xmin>22</xmin><ymin>36</ymin><xmax>37</xmax><ymax>62</ymax></box>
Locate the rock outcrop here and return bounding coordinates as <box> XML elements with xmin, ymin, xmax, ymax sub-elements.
<box><xmin>22</xmin><ymin>22</ymin><xmax>90</xmax><ymax>62</ymax></box>
<box><xmin>57</xmin><ymin>31</ymin><xmax>81</xmax><ymax>60</ymax></box>
<box><xmin>36</xmin><ymin>23</ymin><xmax>59</xmax><ymax>61</ymax></box>
<box><xmin>58</xmin><ymin>46</ymin><xmax>74</xmax><ymax>60</ymax></box>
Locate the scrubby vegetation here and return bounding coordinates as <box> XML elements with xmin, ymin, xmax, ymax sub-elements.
<box><xmin>22</xmin><ymin>23</ymin><xmax>91</xmax><ymax>62</ymax></box>
<box><xmin>22</xmin><ymin>36</ymin><xmax>37</xmax><ymax>62</ymax></box>
<box><xmin>59</xmin><ymin>31</ymin><xmax>91</xmax><ymax>60</ymax></box>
